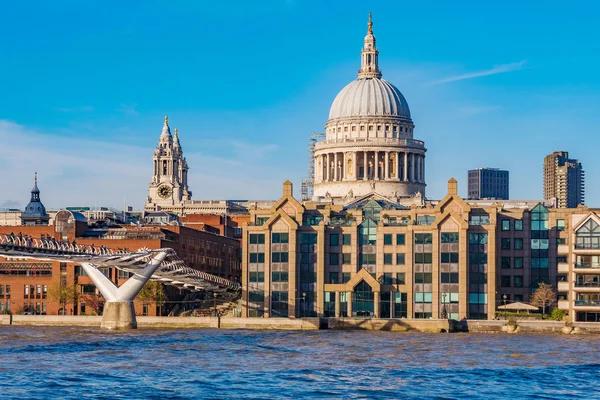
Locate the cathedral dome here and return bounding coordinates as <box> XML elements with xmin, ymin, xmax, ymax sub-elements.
<box><xmin>328</xmin><ymin>78</ymin><xmax>411</xmax><ymax>121</ymax></box>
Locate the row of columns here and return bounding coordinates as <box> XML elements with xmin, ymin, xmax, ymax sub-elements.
<box><xmin>316</xmin><ymin>151</ymin><xmax>425</xmax><ymax>184</ymax></box>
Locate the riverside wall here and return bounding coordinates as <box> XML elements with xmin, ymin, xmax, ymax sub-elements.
<box><xmin>2</xmin><ymin>315</ymin><xmax>600</xmax><ymax>334</ymax></box>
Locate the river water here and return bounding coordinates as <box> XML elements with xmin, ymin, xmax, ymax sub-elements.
<box><xmin>0</xmin><ymin>327</ymin><xmax>598</xmax><ymax>399</ymax></box>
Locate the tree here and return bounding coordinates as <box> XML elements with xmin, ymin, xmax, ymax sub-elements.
<box><xmin>136</xmin><ymin>281</ymin><xmax>167</xmax><ymax>316</ymax></box>
<box><xmin>47</xmin><ymin>280</ymin><xmax>79</xmax><ymax>315</ymax></box>
<box><xmin>80</xmin><ymin>294</ymin><xmax>103</xmax><ymax>315</ymax></box>
<box><xmin>530</xmin><ymin>282</ymin><xmax>556</xmax><ymax>314</ymax></box>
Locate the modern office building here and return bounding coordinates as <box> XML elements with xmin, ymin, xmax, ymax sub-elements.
<box><xmin>467</xmin><ymin>168</ymin><xmax>509</xmax><ymax>200</ymax></box>
<box><xmin>240</xmin><ymin>179</ymin><xmax>578</xmax><ymax>320</ymax></box>
<box><xmin>544</xmin><ymin>151</ymin><xmax>585</xmax><ymax>208</ymax></box>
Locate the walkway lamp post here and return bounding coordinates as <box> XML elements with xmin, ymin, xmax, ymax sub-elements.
<box><xmin>213</xmin><ymin>292</ymin><xmax>218</xmax><ymax>317</ymax></box>
<box><xmin>441</xmin><ymin>293</ymin><xmax>448</xmax><ymax>319</ymax></box>
<box><xmin>302</xmin><ymin>292</ymin><xmax>306</xmax><ymax>318</ymax></box>
<box><xmin>503</xmin><ymin>294</ymin><xmax>508</xmax><ymax>320</ymax></box>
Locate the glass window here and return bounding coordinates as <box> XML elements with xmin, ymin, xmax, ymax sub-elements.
<box><xmin>300</xmin><ymin>233</ymin><xmax>318</xmax><ymax>245</ymax></box>
<box><xmin>342</xmin><ymin>234</ymin><xmax>351</xmax><ymax>245</ymax></box>
<box><xmin>384</xmin><ymin>234</ymin><xmax>393</xmax><ymax>245</ymax></box>
<box><xmin>272</xmin><ymin>233</ymin><xmax>289</xmax><ymax>243</ymax></box>
<box><xmin>249</xmin><ymin>291</ymin><xmax>264</xmax><ymax>302</ymax></box>
<box><xmin>441</xmin><ymin>232</ymin><xmax>459</xmax><ymax>243</ymax></box>
<box><xmin>514</xmin><ymin>238</ymin><xmax>523</xmax><ymax>250</ymax></box>
<box><xmin>396</xmin><ymin>273</ymin><xmax>405</xmax><ymax>284</ymax></box>
<box><xmin>417</xmin><ymin>216</ymin><xmax>435</xmax><ymax>225</ymax></box>
<box><xmin>441</xmin><ymin>273</ymin><xmax>459</xmax><ymax>284</ymax></box>
<box><xmin>469</xmin><ymin>233</ymin><xmax>488</xmax><ymax>244</ymax></box>
<box><xmin>514</xmin><ymin>275</ymin><xmax>523</xmax><ymax>288</ymax></box>
<box><xmin>383</xmin><ymin>273</ymin><xmax>393</xmax><ymax>285</ymax></box>
<box><xmin>502</xmin><ymin>220</ymin><xmax>510</xmax><ymax>231</ymax></box>
<box><xmin>501</xmin><ymin>276</ymin><xmax>511</xmax><ymax>287</ymax></box>
<box><xmin>256</xmin><ymin>217</ymin><xmax>269</xmax><ymax>226</ymax></box>
<box><xmin>415</xmin><ymin>273</ymin><xmax>432</xmax><ymax>284</ymax></box>
<box><xmin>415</xmin><ymin>233</ymin><xmax>433</xmax><ymax>244</ymax></box>
<box><xmin>515</xmin><ymin>220</ymin><xmax>523</xmax><ymax>231</ymax></box>
<box><xmin>330</xmin><ymin>233</ymin><xmax>339</xmax><ymax>246</ymax></box>
<box><xmin>359</xmin><ymin>219</ymin><xmax>377</xmax><ymax>245</ymax></box>
<box><xmin>415</xmin><ymin>292</ymin><xmax>432</xmax><ymax>303</ymax></box>
<box><xmin>501</xmin><ymin>257</ymin><xmax>511</xmax><ymax>269</ymax></box>
<box><xmin>360</xmin><ymin>254</ymin><xmax>376</xmax><ymax>265</ymax></box>
<box><xmin>557</xmin><ymin>219</ymin><xmax>565</xmax><ymax>231</ymax></box>
<box><xmin>415</xmin><ymin>253</ymin><xmax>433</xmax><ymax>264</ymax></box>
<box><xmin>469</xmin><ymin>215</ymin><xmax>490</xmax><ymax>225</ymax></box>
<box><xmin>384</xmin><ymin>253</ymin><xmax>393</xmax><ymax>264</ymax></box>
<box><xmin>342</xmin><ymin>272</ymin><xmax>351</xmax><ymax>283</ymax></box>
<box><xmin>329</xmin><ymin>253</ymin><xmax>339</xmax><ymax>265</ymax></box>
<box><xmin>249</xmin><ymin>234</ymin><xmax>265</xmax><ymax>244</ymax></box>
<box><xmin>328</xmin><ymin>272</ymin><xmax>338</xmax><ymax>284</ymax></box>
<box><xmin>396</xmin><ymin>253</ymin><xmax>405</xmax><ymax>265</ymax></box>
<box><xmin>441</xmin><ymin>252</ymin><xmax>459</xmax><ymax>263</ymax></box>
<box><xmin>342</xmin><ymin>253</ymin><xmax>351</xmax><ymax>264</ymax></box>
<box><xmin>272</xmin><ymin>252</ymin><xmax>289</xmax><ymax>263</ymax></box>
<box><xmin>396</xmin><ymin>234</ymin><xmax>405</xmax><ymax>245</ymax></box>
<box><xmin>501</xmin><ymin>238</ymin><xmax>511</xmax><ymax>250</ymax></box>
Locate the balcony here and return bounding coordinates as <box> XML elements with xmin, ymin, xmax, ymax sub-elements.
<box><xmin>314</xmin><ymin>137</ymin><xmax>426</xmax><ymax>151</ymax></box>
<box><xmin>557</xmin><ymin>299</ymin><xmax>569</xmax><ymax>310</ymax></box>
<box><xmin>557</xmin><ymin>281</ymin><xmax>570</xmax><ymax>292</ymax></box>
<box><xmin>574</xmin><ymin>300</ymin><xmax>600</xmax><ymax>307</ymax></box>
<box><xmin>557</xmin><ymin>244</ymin><xmax>569</xmax><ymax>255</ymax></box>
<box><xmin>558</xmin><ymin>262</ymin><xmax>570</xmax><ymax>273</ymax></box>
<box><xmin>574</xmin><ymin>281</ymin><xmax>600</xmax><ymax>288</ymax></box>
<box><xmin>574</xmin><ymin>263</ymin><xmax>600</xmax><ymax>270</ymax></box>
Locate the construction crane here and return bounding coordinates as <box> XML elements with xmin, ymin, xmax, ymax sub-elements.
<box><xmin>301</xmin><ymin>133</ymin><xmax>326</xmax><ymax>201</ymax></box>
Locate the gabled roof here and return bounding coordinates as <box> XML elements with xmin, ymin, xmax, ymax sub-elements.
<box><xmin>344</xmin><ymin>193</ymin><xmax>409</xmax><ymax>211</ymax></box>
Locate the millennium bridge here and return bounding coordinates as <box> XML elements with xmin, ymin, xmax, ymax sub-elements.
<box><xmin>0</xmin><ymin>233</ymin><xmax>240</xmax><ymax>329</ymax></box>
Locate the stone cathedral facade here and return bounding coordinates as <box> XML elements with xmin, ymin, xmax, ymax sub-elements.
<box><xmin>313</xmin><ymin>14</ymin><xmax>426</xmax><ymax>201</ymax></box>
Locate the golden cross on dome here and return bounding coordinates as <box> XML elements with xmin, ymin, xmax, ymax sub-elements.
<box><xmin>368</xmin><ymin>12</ymin><xmax>373</xmax><ymax>33</ymax></box>
<box><xmin>164</xmin><ymin>115</ymin><xmax>169</xmax><ymax>125</ymax></box>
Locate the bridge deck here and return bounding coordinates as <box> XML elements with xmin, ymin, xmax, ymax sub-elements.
<box><xmin>0</xmin><ymin>234</ymin><xmax>240</xmax><ymax>292</ymax></box>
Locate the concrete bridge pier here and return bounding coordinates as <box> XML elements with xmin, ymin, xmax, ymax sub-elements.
<box><xmin>81</xmin><ymin>251</ymin><xmax>168</xmax><ymax>330</ymax></box>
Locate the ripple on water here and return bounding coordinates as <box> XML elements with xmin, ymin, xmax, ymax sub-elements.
<box><xmin>0</xmin><ymin>327</ymin><xmax>599</xmax><ymax>399</ymax></box>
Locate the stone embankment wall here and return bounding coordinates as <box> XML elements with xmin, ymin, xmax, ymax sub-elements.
<box><xmin>0</xmin><ymin>315</ymin><xmax>321</xmax><ymax>330</ymax></box>
<box><xmin>327</xmin><ymin>318</ymin><xmax>462</xmax><ymax>332</ymax></box>
<box><xmin>2</xmin><ymin>315</ymin><xmax>600</xmax><ymax>334</ymax></box>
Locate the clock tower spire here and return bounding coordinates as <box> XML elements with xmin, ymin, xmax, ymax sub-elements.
<box><xmin>145</xmin><ymin>116</ymin><xmax>191</xmax><ymax>212</ymax></box>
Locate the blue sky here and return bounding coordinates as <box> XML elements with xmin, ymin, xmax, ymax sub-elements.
<box><xmin>1</xmin><ymin>0</ymin><xmax>599</xmax><ymax>209</ymax></box>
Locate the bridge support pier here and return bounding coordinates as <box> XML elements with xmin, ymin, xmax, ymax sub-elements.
<box><xmin>81</xmin><ymin>251</ymin><xmax>168</xmax><ymax>330</ymax></box>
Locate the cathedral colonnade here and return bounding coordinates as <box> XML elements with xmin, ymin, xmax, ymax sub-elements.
<box><xmin>314</xmin><ymin>149</ymin><xmax>425</xmax><ymax>184</ymax></box>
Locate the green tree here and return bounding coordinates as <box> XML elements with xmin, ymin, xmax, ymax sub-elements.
<box><xmin>47</xmin><ymin>280</ymin><xmax>79</xmax><ymax>315</ymax></box>
<box><xmin>136</xmin><ymin>281</ymin><xmax>167</xmax><ymax>316</ymax></box>
<box><xmin>530</xmin><ymin>282</ymin><xmax>556</xmax><ymax>315</ymax></box>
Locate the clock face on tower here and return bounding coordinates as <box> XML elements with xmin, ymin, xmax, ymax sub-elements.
<box><xmin>158</xmin><ymin>185</ymin><xmax>172</xmax><ymax>199</ymax></box>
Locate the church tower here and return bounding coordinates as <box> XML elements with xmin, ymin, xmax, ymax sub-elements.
<box><xmin>21</xmin><ymin>173</ymin><xmax>50</xmax><ymax>226</ymax></box>
<box><xmin>145</xmin><ymin>116</ymin><xmax>191</xmax><ymax>212</ymax></box>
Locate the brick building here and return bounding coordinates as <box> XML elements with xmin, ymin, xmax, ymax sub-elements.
<box><xmin>0</xmin><ymin>210</ymin><xmax>241</xmax><ymax>316</ymax></box>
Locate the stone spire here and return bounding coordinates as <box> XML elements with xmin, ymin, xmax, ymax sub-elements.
<box><xmin>160</xmin><ymin>115</ymin><xmax>172</xmax><ymax>142</ymax></box>
<box><xmin>357</xmin><ymin>12</ymin><xmax>382</xmax><ymax>79</ymax></box>
<box><xmin>173</xmin><ymin>128</ymin><xmax>181</xmax><ymax>149</ymax></box>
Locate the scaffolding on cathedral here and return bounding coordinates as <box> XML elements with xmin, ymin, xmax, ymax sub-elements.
<box><xmin>301</xmin><ymin>133</ymin><xmax>325</xmax><ymax>201</ymax></box>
